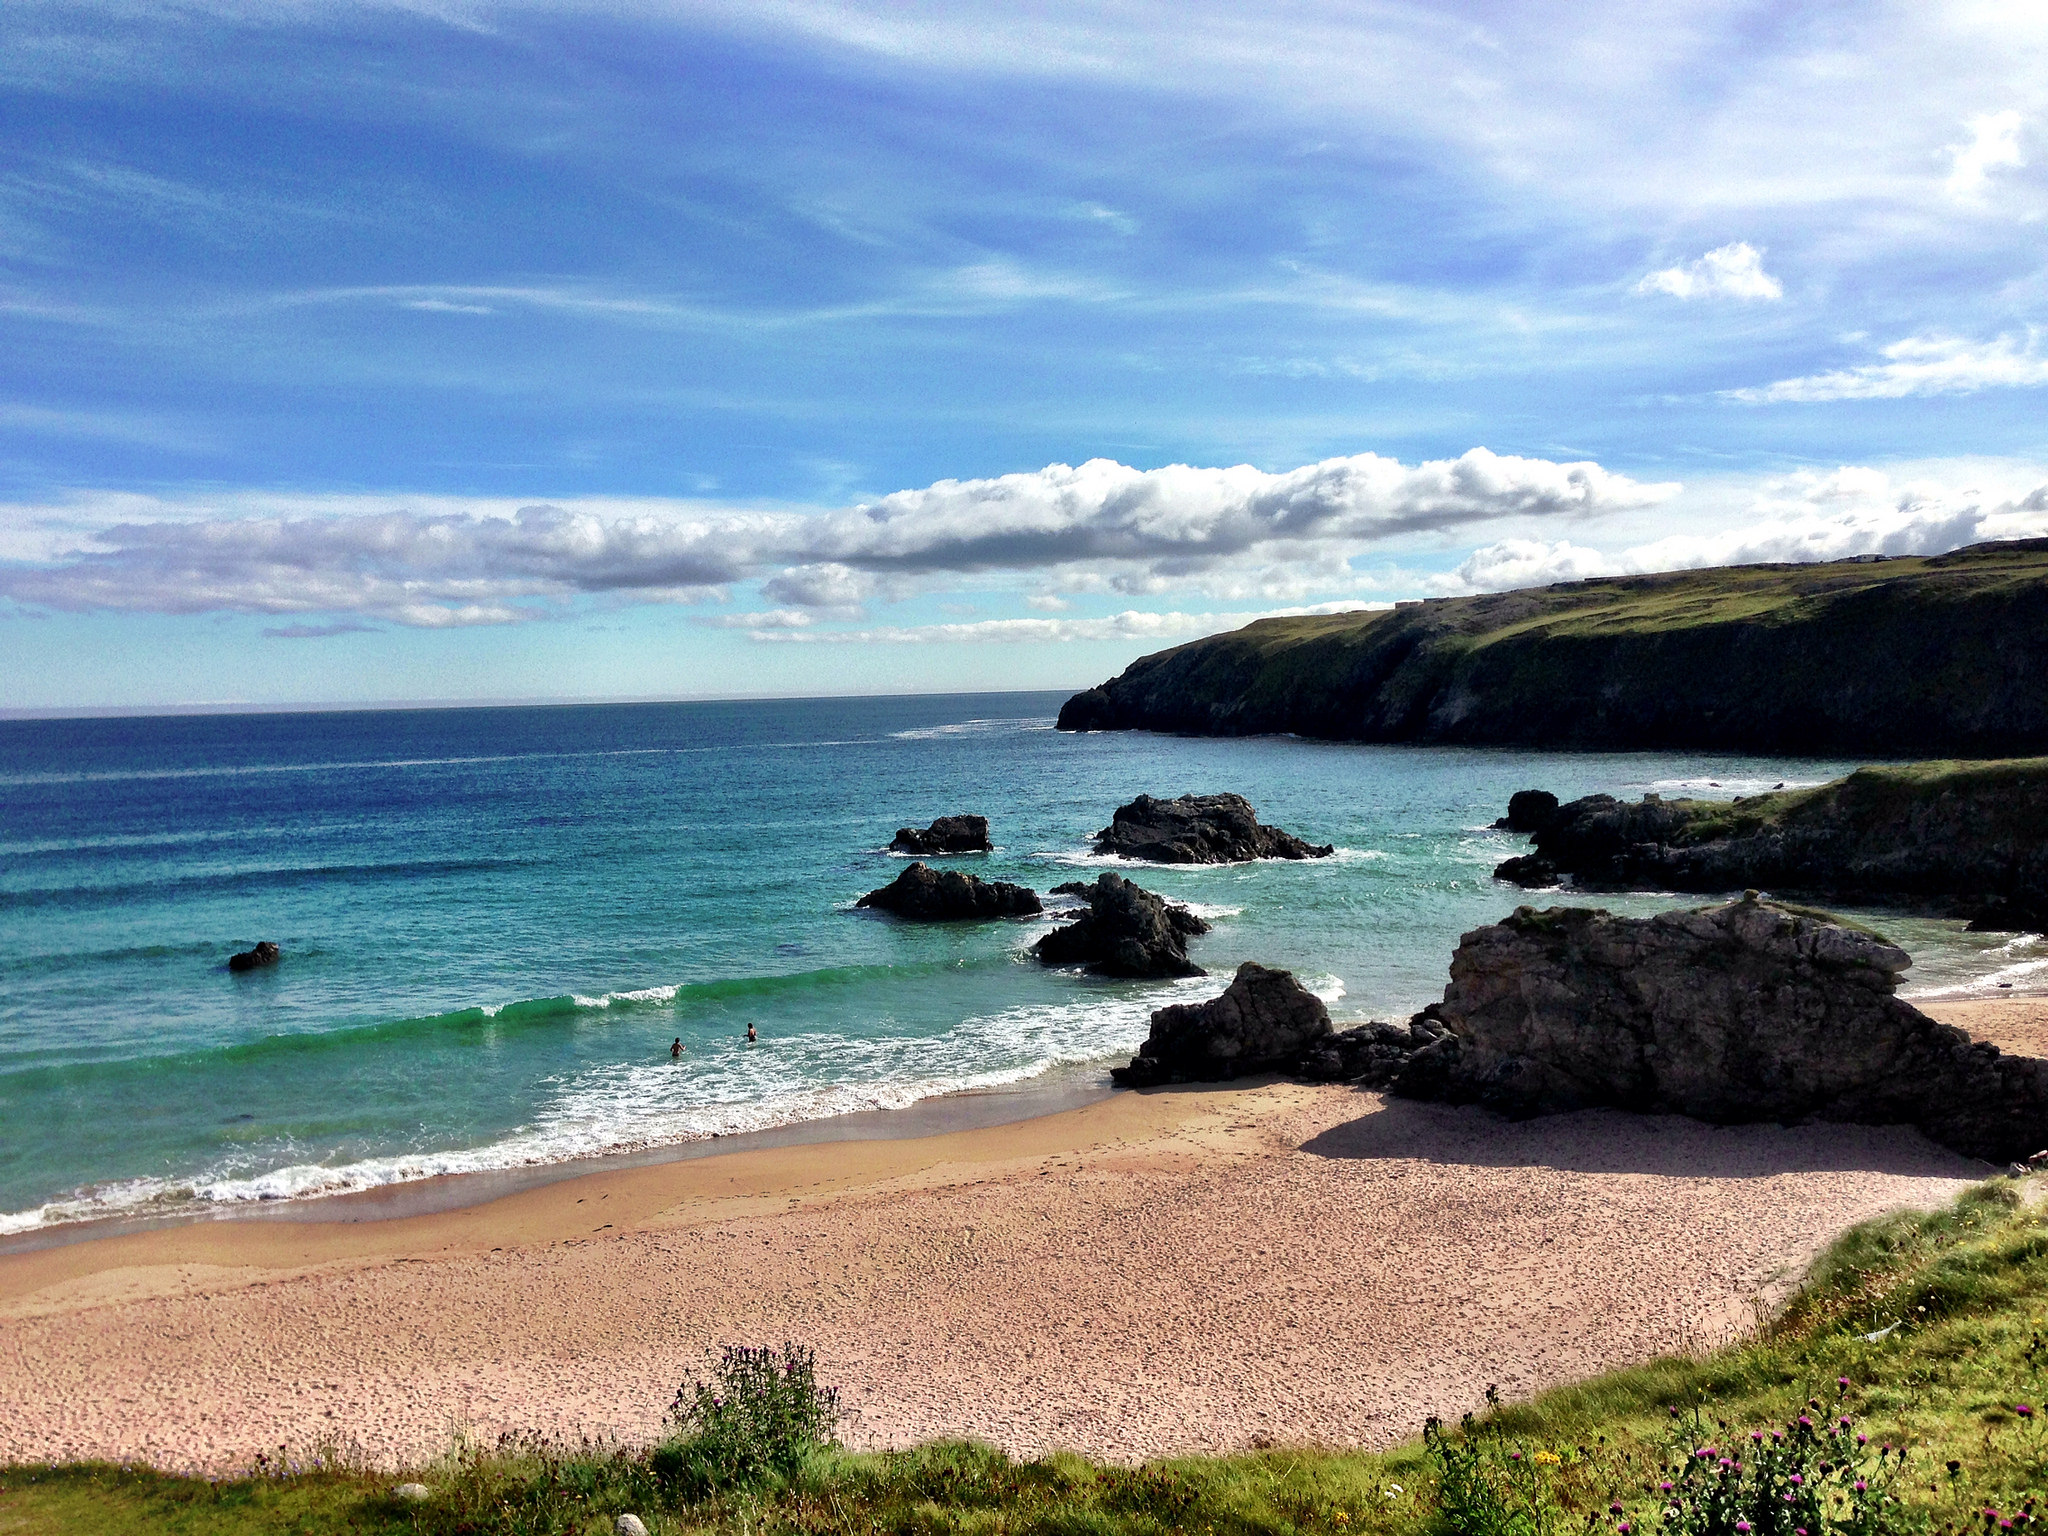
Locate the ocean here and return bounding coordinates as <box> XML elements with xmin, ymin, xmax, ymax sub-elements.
<box><xmin>2</xmin><ymin>690</ymin><xmax>2039</xmax><ymax>1237</ymax></box>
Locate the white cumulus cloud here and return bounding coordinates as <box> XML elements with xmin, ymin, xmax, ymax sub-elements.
<box><xmin>0</xmin><ymin>449</ymin><xmax>1676</xmax><ymax>627</ymax></box>
<box><xmin>1432</xmin><ymin>470</ymin><xmax>2048</xmax><ymax>595</ymax></box>
<box><xmin>1635</xmin><ymin>243</ymin><xmax>1783</xmax><ymax>301</ymax></box>
<box><xmin>1947</xmin><ymin>110</ymin><xmax>2026</xmax><ymax>198</ymax></box>
<box><xmin>1728</xmin><ymin>330</ymin><xmax>2048</xmax><ymax>402</ymax></box>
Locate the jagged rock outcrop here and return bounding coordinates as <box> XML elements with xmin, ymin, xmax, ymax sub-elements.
<box><xmin>1492</xmin><ymin>761</ymin><xmax>2048</xmax><ymax>932</ymax></box>
<box><xmin>857</xmin><ymin>862</ymin><xmax>1041</xmax><ymax>921</ymax></box>
<box><xmin>228</xmin><ymin>940</ymin><xmax>280</xmax><ymax>972</ymax></box>
<box><xmin>1494</xmin><ymin>790</ymin><xmax>1560</xmax><ymax>834</ymax></box>
<box><xmin>1371</xmin><ymin>898</ymin><xmax>2048</xmax><ymax>1164</ymax></box>
<box><xmin>1114</xmin><ymin>962</ymin><xmax>1332</xmax><ymax>1085</ymax></box>
<box><xmin>1034</xmin><ymin>872</ymin><xmax>1209</xmax><ymax>977</ymax></box>
<box><xmin>1093</xmin><ymin>793</ymin><xmax>1333</xmax><ymax>864</ymax></box>
<box><xmin>889</xmin><ymin>815</ymin><xmax>992</xmax><ymax>855</ymax></box>
<box><xmin>1057</xmin><ymin>540</ymin><xmax>2048</xmax><ymax>756</ymax></box>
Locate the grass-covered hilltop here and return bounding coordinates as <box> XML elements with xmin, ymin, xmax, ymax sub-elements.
<box><xmin>9</xmin><ymin>1180</ymin><xmax>2048</xmax><ymax>1536</ymax></box>
<box><xmin>1058</xmin><ymin>540</ymin><xmax>2048</xmax><ymax>754</ymax></box>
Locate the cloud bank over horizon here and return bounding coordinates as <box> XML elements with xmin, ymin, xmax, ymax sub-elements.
<box><xmin>5</xmin><ymin>454</ymin><xmax>2045</xmax><ymax>656</ymax></box>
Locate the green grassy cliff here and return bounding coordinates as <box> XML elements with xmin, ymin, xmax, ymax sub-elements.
<box><xmin>1058</xmin><ymin>540</ymin><xmax>2048</xmax><ymax>754</ymax></box>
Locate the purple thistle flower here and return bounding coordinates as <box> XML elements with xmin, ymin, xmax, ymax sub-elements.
<box><xmin>1856</xmin><ymin>1481</ymin><xmax>1868</xmax><ymax>1492</ymax></box>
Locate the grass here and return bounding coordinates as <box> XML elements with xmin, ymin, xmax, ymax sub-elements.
<box><xmin>10</xmin><ymin>1179</ymin><xmax>2048</xmax><ymax>1536</ymax></box>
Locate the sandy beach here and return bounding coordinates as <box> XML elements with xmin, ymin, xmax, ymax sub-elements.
<box><xmin>3</xmin><ymin>995</ymin><xmax>2027</xmax><ymax>1475</ymax></box>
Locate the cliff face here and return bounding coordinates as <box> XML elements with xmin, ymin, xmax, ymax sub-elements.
<box><xmin>1057</xmin><ymin>540</ymin><xmax>2048</xmax><ymax>755</ymax></box>
<box><xmin>1493</xmin><ymin>759</ymin><xmax>2048</xmax><ymax>930</ymax></box>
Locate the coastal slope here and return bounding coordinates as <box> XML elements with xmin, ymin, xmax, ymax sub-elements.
<box><xmin>1057</xmin><ymin>540</ymin><xmax>2048</xmax><ymax>754</ymax></box>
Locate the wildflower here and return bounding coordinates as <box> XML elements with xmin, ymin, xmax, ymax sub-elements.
<box><xmin>1619</xmin><ymin>1524</ymin><xmax>1631</xmax><ymax>1532</ymax></box>
<box><xmin>1839</xmin><ymin>1377</ymin><xmax>1851</xmax><ymax>1389</ymax></box>
<box><xmin>1737</xmin><ymin>1523</ymin><xmax>1753</xmax><ymax>1532</ymax></box>
<box><xmin>1534</xmin><ymin>1452</ymin><xmax>1561</xmax><ymax>1467</ymax></box>
<box><xmin>1661</xmin><ymin>1483</ymin><xmax>1674</xmax><ymax>1493</ymax></box>
<box><xmin>2019</xmin><ymin>1406</ymin><xmax>2036</xmax><ymax>1419</ymax></box>
<box><xmin>1840</xmin><ymin>1417</ymin><xmax>1852</xmax><ymax>1428</ymax></box>
<box><xmin>1753</xmin><ymin>1430</ymin><xmax>1765</xmax><ymax>1442</ymax></box>
<box><xmin>1856</xmin><ymin>1481</ymin><xmax>1868</xmax><ymax>1492</ymax></box>
<box><xmin>1858</xmin><ymin>1434</ymin><xmax>1868</xmax><ymax>1445</ymax></box>
<box><xmin>1388</xmin><ymin>1485</ymin><xmax>1402</xmax><ymax>1495</ymax></box>
<box><xmin>1613</xmin><ymin>1504</ymin><xmax>1626</xmax><ymax>1515</ymax></box>
<box><xmin>1799</xmin><ymin>1416</ymin><xmax>1814</xmax><ymax>1428</ymax></box>
<box><xmin>1791</xmin><ymin>1475</ymin><xmax>1804</xmax><ymax>1485</ymax></box>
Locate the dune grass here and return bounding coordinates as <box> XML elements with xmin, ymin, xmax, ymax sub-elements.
<box><xmin>8</xmin><ymin>1179</ymin><xmax>2048</xmax><ymax>1536</ymax></box>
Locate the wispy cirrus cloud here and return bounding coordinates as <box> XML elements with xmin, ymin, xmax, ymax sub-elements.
<box><xmin>0</xmin><ymin>448</ymin><xmax>1676</xmax><ymax>627</ymax></box>
<box><xmin>1726</xmin><ymin>331</ymin><xmax>2048</xmax><ymax>402</ymax></box>
<box><xmin>1635</xmin><ymin>243</ymin><xmax>1783</xmax><ymax>302</ymax></box>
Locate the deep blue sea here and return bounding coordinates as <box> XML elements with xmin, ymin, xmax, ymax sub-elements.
<box><xmin>3</xmin><ymin>691</ymin><xmax>2040</xmax><ymax>1235</ymax></box>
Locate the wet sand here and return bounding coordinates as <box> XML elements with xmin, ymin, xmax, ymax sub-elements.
<box><xmin>0</xmin><ymin>1067</ymin><xmax>1994</xmax><ymax>1474</ymax></box>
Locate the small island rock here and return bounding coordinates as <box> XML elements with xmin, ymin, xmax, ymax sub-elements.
<box><xmin>228</xmin><ymin>940</ymin><xmax>280</xmax><ymax>973</ymax></box>
<box><xmin>1114</xmin><ymin>962</ymin><xmax>1333</xmax><ymax>1086</ymax></box>
<box><xmin>889</xmin><ymin>815</ymin><xmax>992</xmax><ymax>855</ymax></box>
<box><xmin>1092</xmin><ymin>793</ymin><xmax>1333</xmax><ymax>864</ymax></box>
<box><xmin>857</xmin><ymin>862</ymin><xmax>1040</xmax><ymax>920</ymax></box>
<box><xmin>1034</xmin><ymin>872</ymin><xmax>1208</xmax><ymax>977</ymax></box>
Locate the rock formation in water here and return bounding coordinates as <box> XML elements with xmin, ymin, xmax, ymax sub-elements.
<box><xmin>1366</xmin><ymin>898</ymin><xmax>2048</xmax><ymax>1164</ymax></box>
<box><xmin>856</xmin><ymin>862</ymin><xmax>1041</xmax><ymax>920</ymax></box>
<box><xmin>1092</xmin><ymin>793</ymin><xmax>1333</xmax><ymax>864</ymax></box>
<box><xmin>1034</xmin><ymin>872</ymin><xmax>1209</xmax><ymax>977</ymax></box>
<box><xmin>1493</xmin><ymin>789</ymin><xmax>1560</xmax><ymax>834</ymax></box>
<box><xmin>1057</xmin><ymin>540</ymin><xmax>2048</xmax><ymax>756</ymax></box>
<box><xmin>1492</xmin><ymin>760</ymin><xmax>2048</xmax><ymax>933</ymax></box>
<box><xmin>1114</xmin><ymin>962</ymin><xmax>1333</xmax><ymax>1086</ymax></box>
<box><xmin>227</xmin><ymin>940</ymin><xmax>280</xmax><ymax>972</ymax></box>
<box><xmin>889</xmin><ymin>815</ymin><xmax>993</xmax><ymax>855</ymax></box>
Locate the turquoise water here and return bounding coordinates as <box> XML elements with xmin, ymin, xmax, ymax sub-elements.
<box><xmin>2</xmin><ymin>691</ymin><xmax>2039</xmax><ymax>1234</ymax></box>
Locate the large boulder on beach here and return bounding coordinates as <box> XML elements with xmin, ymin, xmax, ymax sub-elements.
<box><xmin>857</xmin><ymin>862</ymin><xmax>1040</xmax><ymax>920</ymax></box>
<box><xmin>1375</xmin><ymin>896</ymin><xmax>2048</xmax><ymax>1164</ymax></box>
<box><xmin>889</xmin><ymin>815</ymin><xmax>992</xmax><ymax>855</ymax></box>
<box><xmin>227</xmin><ymin>940</ymin><xmax>280</xmax><ymax>972</ymax></box>
<box><xmin>1093</xmin><ymin>793</ymin><xmax>1333</xmax><ymax>864</ymax></box>
<box><xmin>1034</xmin><ymin>872</ymin><xmax>1208</xmax><ymax>977</ymax></box>
<box><xmin>1114</xmin><ymin>962</ymin><xmax>1333</xmax><ymax>1086</ymax></box>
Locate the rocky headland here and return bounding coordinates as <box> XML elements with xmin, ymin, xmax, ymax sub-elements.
<box><xmin>889</xmin><ymin>815</ymin><xmax>993</xmax><ymax>855</ymax></box>
<box><xmin>1493</xmin><ymin>759</ymin><xmax>2048</xmax><ymax>933</ymax></box>
<box><xmin>1093</xmin><ymin>793</ymin><xmax>1333</xmax><ymax>863</ymax></box>
<box><xmin>1057</xmin><ymin>540</ymin><xmax>2048</xmax><ymax>755</ymax></box>
<box><xmin>1035</xmin><ymin>872</ymin><xmax>1209</xmax><ymax>977</ymax></box>
<box><xmin>856</xmin><ymin>863</ymin><xmax>1042</xmax><ymax>921</ymax></box>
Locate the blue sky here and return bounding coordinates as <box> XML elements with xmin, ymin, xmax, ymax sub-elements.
<box><xmin>2</xmin><ymin>0</ymin><xmax>2046</xmax><ymax>710</ymax></box>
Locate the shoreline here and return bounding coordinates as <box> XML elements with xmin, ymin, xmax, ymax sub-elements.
<box><xmin>4</xmin><ymin>991</ymin><xmax>2042</xmax><ymax>1260</ymax></box>
<box><xmin>0</xmin><ymin>1062</ymin><xmax>1120</xmax><ymax>1257</ymax></box>
<box><xmin>0</xmin><ymin>1065</ymin><xmax>2006</xmax><ymax>1472</ymax></box>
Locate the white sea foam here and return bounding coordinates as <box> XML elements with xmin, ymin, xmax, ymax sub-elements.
<box><xmin>1902</xmin><ymin>933</ymin><xmax>2048</xmax><ymax>1000</ymax></box>
<box><xmin>0</xmin><ymin>975</ymin><xmax>1221</xmax><ymax>1236</ymax></box>
<box><xmin>1640</xmin><ymin>776</ymin><xmax>1828</xmax><ymax>796</ymax></box>
<box><xmin>887</xmin><ymin>717</ymin><xmax>1056</xmax><ymax>741</ymax></box>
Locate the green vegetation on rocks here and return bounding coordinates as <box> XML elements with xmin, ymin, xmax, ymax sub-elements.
<box><xmin>1495</xmin><ymin>759</ymin><xmax>2048</xmax><ymax>931</ymax></box>
<box><xmin>15</xmin><ymin>1182</ymin><xmax>2048</xmax><ymax>1536</ymax></box>
<box><xmin>1058</xmin><ymin>541</ymin><xmax>2048</xmax><ymax>755</ymax></box>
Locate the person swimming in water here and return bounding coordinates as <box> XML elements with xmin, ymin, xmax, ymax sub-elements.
<box><xmin>671</xmin><ymin>1037</ymin><xmax>683</xmax><ymax>1061</ymax></box>
<box><xmin>745</xmin><ymin>1022</ymin><xmax>757</xmax><ymax>1043</ymax></box>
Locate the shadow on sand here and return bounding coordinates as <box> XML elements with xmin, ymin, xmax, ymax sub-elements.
<box><xmin>1300</xmin><ymin>1093</ymin><xmax>1987</xmax><ymax>1180</ymax></box>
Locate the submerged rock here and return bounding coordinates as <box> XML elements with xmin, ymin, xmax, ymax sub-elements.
<box><xmin>889</xmin><ymin>814</ymin><xmax>992</xmax><ymax>855</ymax></box>
<box><xmin>227</xmin><ymin>940</ymin><xmax>280</xmax><ymax>972</ymax></box>
<box><xmin>1092</xmin><ymin>793</ymin><xmax>1333</xmax><ymax>864</ymax></box>
<box><xmin>1034</xmin><ymin>872</ymin><xmax>1208</xmax><ymax>977</ymax></box>
<box><xmin>856</xmin><ymin>862</ymin><xmax>1040</xmax><ymax>921</ymax></box>
<box><xmin>1114</xmin><ymin>962</ymin><xmax>1332</xmax><ymax>1086</ymax></box>
<box><xmin>1369</xmin><ymin>897</ymin><xmax>2048</xmax><ymax>1164</ymax></box>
